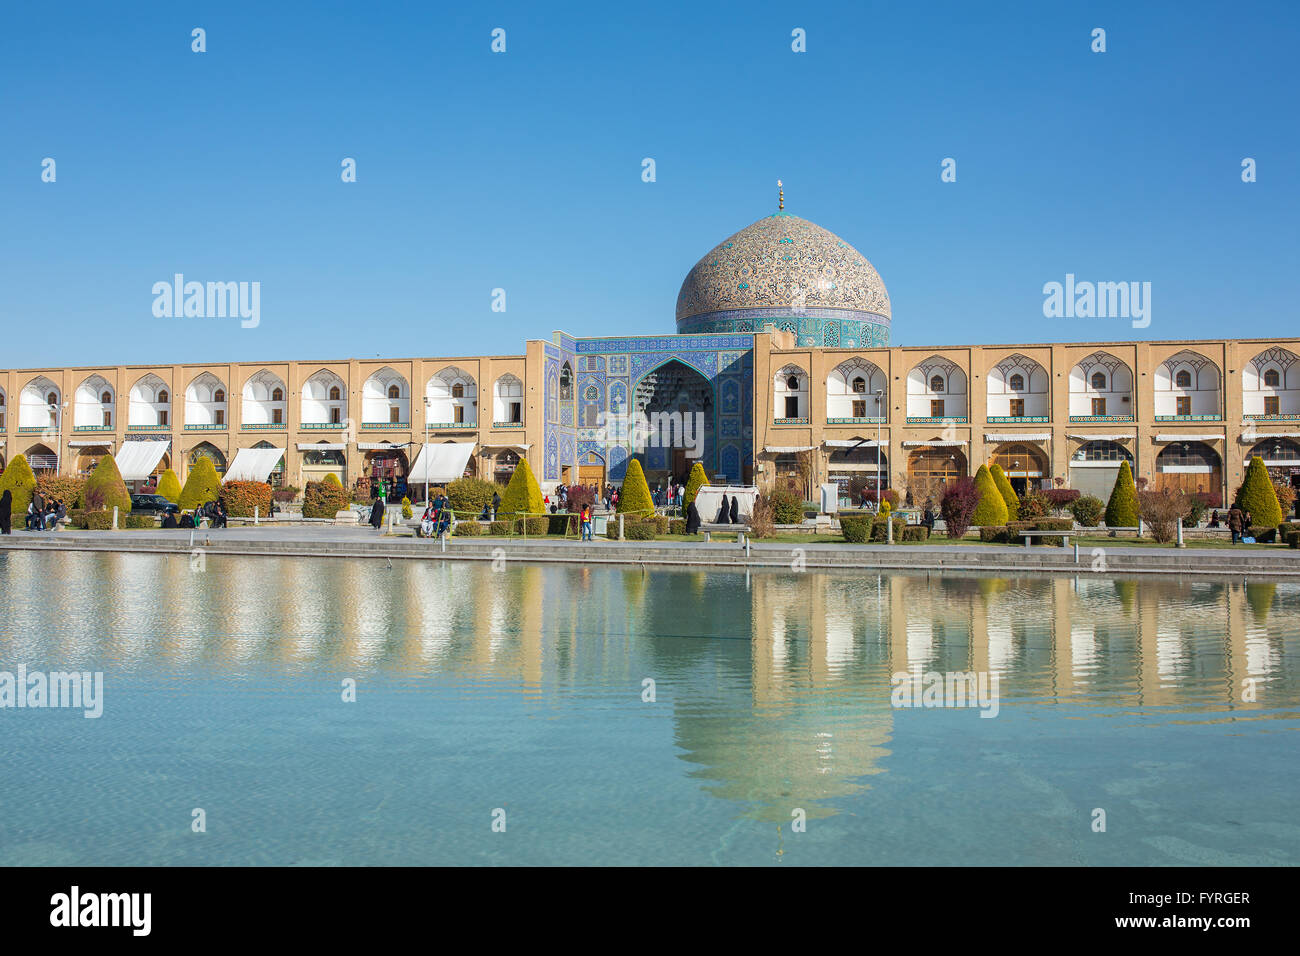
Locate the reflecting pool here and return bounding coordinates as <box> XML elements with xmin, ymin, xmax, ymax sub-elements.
<box><xmin>1</xmin><ymin>550</ymin><xmax>1297</xmax><ymax>865</ymax></box>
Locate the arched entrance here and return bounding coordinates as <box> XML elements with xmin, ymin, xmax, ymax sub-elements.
<box><xmin>632</xmin><ymin>359</ymin><xmax>715</xmax><ymax>485</ymax></box>
<box><xmin>75</xmin><ymin>445</ymin><xmax>112</xmax><ymax>476</ymax></box>
<box><xmin>492</xmin><ymin>449</ymin><xmax>520</xmax><ymax>485</ymax></box>
<box><xmin>1068</xmin><ymin>439</ymin><xmax>1133</xmax><ymax>500</ymax></box>
<box><xmin>578</xmin><ymin>448</ymin><xmax>606</xmax><ymax>488</ymax></box>
<box><xmin>828</xmin><ymin>440</ymin><xmax>888</xmax><ymax>506</ymax></box>
<box><xmin>1155</xmin><ymin>441</ymin><xmax>1222</xmax><ymax>496</ymax></box>
<box><xmin>989</xmin><ymin>442</ymin><xmax>1050</xmax><ymax>495</ymax></box>
<box><xmin>188</xmin><ymin>442</ymin><xmax>225</xmax><ymax>477</ymax></box>
<box><xmin>906</xmin><ymin>445</ymin><xmax>968</xmax><ymax>507</ymax></box>
<box><xmin>365</xmin><ymin>448</ymin><xmax>409</xmax><ymax>499</ymax></box>
<box><xmin>302</xmin><ymin>442</ymin><xmax>346</xmax><ymax>486</ymax></box>
<box><xmin>1247</xmin><ymin>437</ymin><xmax>1300</xmax><ymax>517</ymax></box>
<box><xmin>25</xmin><ymin>443</ymin><xmax>58</xmax><ymax>476</ymax></box>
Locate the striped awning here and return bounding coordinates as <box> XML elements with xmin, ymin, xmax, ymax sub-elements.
<box><xmin>902</xmin><ymin>440</ymin><xmax>967</xmax><ymax>447</ymax></box>
<box><xmin>824</xmin><ymin>439</ymin><xmax>888</xmax><ymax>448</ymax></box>
<box><xmin>1155</xmin><ymin>434</ymin><xmax>1224</xmax><ymax>442</ymax></box>
<box><xmin>1066</xmin><ymin>433</ymin><xmax>1133</xmax><ymax>441</ymax></box>
<box><xmin>984</xmin><ymin>433</ymin><xmax>1051</xmax><ymax>442</ymax></box>
<box><xmin>296</xmin><ymin>442</ymin><xmax>347</xmax><ymax>451</ymax></box>
<box><xmin>1240</xmin><ymin>432</ymin><xmax>1300</xmax><ymax>442</ymax></box>
<box><xmin>357</xmin><ymin>441</ymin><xmax>409</xmax><ymax>451</ymax></box>
<box><xmin>764</xmin><ymin>445</ymin><xmax>816</xmax><ymax>453</ymax></box>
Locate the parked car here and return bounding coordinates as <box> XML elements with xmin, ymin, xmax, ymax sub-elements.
<box><xmin>130</xmin><ymin>493</ymin><xmax>180</xmax><ymax>516</ymax></box>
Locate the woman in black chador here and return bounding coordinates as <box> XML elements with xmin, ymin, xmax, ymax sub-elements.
<box><xmin>729</xmin><ymin>495</ymin><xmax>739</xmax><ymax>524</ymax></box>
<box><xmin>685</xmin><ymin>500</ymin><xmax>701</xmax><ymax>534</ymax></box>
<box><xmin>369</xmin><ymin>496</ymin><xmax>386</xmax><ymax>530</ymax></box>
<box><xmin>715</xmin><ymin>494</ymin><xmax>730</xmax><ymax>524</ymax></box>
<box><xmin>0</xmin><ymin>490</ymin><xmax>11</xmax><ymax>535</ymax></box>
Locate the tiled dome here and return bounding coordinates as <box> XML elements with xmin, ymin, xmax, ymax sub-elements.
<box><xmin>675</xmin><ymin>213</ymin><xmax>890</xmax><ymax>347</ymax></box>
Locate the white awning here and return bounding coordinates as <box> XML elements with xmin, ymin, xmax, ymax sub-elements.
<box><xmin>764</xmin><ymin>445</ymin><xmax>816</xmax><ymax>453</ymax></box>
<box><xmin>224</xmin><ymin>447</ymin><xmax>285</xmax><ymax>482</ymax></box>
<box><xmin>824</xmin><ymin>439</ymin><xmax>888</xmax><ymax>448</ymax></box>
<box><xmin>1154</xmin><ymin>434</ymin><xmax>1224</xmax><ymax>442</ymax></box>
<box><xmin>480</xmin><ymin>443</ymin><xmax>531</xmax><ymax>453</ymax></box>
<box><xmin>1066</xmin><ymin>433</ymin><xmax>1133</xmax><ymax>441</ymax></box>
<box><xmin>409</xmin><ymin>442</ymin><xmax>477</xmax><ymax>483</ymax></box>
<box><xmin>984</xmin><ymin>433</ymin><xmax>1051</xmax><ymax>442</ymax></box>
<box><xmin>357</xmin><ymin>441</ymin><xmax>407</xmax><ymax>451</ymax></box>
<box><xmin>296</xmin><ymin>442</ymin><xmax>347</xmax><ymax>451</ymax></box>
<box><xmin>116</xmin><ymin>440</ymin><xmax>171</xmax><ymax>481</ymax></box>
<box><xmin>68</xmin><ymin>439</ymin><xmax>114</xmax><ymax>448</ymax></box>
<box><xmin>901</xmin><ymin>440</ymin><xmax>967</xmax><ymax>447</ymax></box>
<box><xmin>1240</xmin><ymin>432</ymin><xmax>1300</xmax><ymax>442</ymax></box>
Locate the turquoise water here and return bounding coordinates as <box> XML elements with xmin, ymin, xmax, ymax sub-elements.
<box><xmin>0</xmin><ymin>550</ymin><xmax>1297</xmax><ymax>866</ymax></box>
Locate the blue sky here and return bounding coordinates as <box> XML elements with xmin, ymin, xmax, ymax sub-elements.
<box><xmin>2</xmin><ymin>0</ymin><xmax>1297</xmax><ymax>368</ymax></box>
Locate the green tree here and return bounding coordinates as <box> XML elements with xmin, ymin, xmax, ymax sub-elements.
<box><xmin>682</xmin><ymin>461</ymin><xmax>708</xmax><ymax>512</ymax></box>
<box><xmin>83</xmin><ymin>454</ymin><xmax>132</xmax><ymax>514</ymax></box>
<box><xmin>970</xmin><ymin>464</ymin><xmax>1009</xmax><ymax>526</ymax></box>
<box><xmin>155</xmin><ymin>468</ymin><xmax>182</xmax><ymax>503</ymax></box>
<box><xmin>1104</xmin><ymin>460</ymin><xmax>1139</xmax><ymax>528</ymax></box>
<box><xmin>617</xmin><ymin>459</ymin><xmax>654</xmax><ymax>515</ymax></box>
<box><xmin>177</xmin><ymin>457</ymin><xmax>222</xmax><ymax>510</ymax></box>
<box><xmin>498</xmin><ymin>456</ymin><xmax>544</xmax><ymax>517</ymax></box>
<box><xmin>0</xmin><ymin>454</ymin><xmax>38</xmax><ymax>520</ymax></box>
<box><xmin>989</xmin><ymin>462</ymin><xmax>1019</xmax><ymax>515</ymax></box>
<box><xmin>1234</xmin><ymin>456</ymin><xmax>1283</xmax><ymax>527</ymax></box>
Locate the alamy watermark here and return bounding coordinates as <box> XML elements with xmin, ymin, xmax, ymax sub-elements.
<box><xmin>1043</xmin><ymin>274</ymin><xmax>1150</xmax><ymax>328</ymax></box>
<box><xmin>890</xmin><ymin>665</ymin><xmax>1000</xmax><ymax>718</ymax></box>
<box><xmin>0</xmin><ymin>666</ymin><xmax>104</xmax><ymax>718</ymax></box>
<box><xmin>152</xmin><ymin>274</ymin><xmax>260</xmax><ymax>328</ymax></box>
<box><xmin>596</xmin><ymin>409</ymin><xmax>705</xmax><ymax>459</ymax></box>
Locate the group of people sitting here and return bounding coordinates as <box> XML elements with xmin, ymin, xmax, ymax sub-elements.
<box><xmin>160</xmin><ymin>499</ymin><xmax>228</xmax><ymax>529</ymax></box>
<box><xmin>419</xmin><ymin>495</ymin><xmax>454</xmax><ymax>538</ymax></box>
<box><xmin>25</xmin><ymin>494</ymin><xmax>65</xmax><ymax>530</ymax></box>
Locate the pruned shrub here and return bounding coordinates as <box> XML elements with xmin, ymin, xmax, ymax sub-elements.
<box><xmin>124</xmin><ymin>514</ymin><xmax>156</xmax><ymax>529</ymax></box>
<box><xmin>453</xmin><ymin>521</ymin><xmax>484</xmax><ymax>536</ymax></box>
<box><xmin>36</xmin><ymin>475</ymin><xmax>86</xmax><ymax>509</ymax></box>
<box><xmin>1233</xmin><ymin>457</ymin><xmax>1283</xmax><ymax>528</ymax></box>
<box><xmin>1105</xmin><ymin>461</ymin><xmax>1140</xmax><ymax>528</ymax></box>
<box><xmin>302</xmin><ymin>479</ymin><xmax>350</xmax><ymax>518</ymax></box>
<box><xmin>870</xmin><ymin>516</ymin><xmax>906</xmax><ymax>542</ymax></box>
<box><xmin>446</xmin><ymin>477</ymin><xmax>504</xmax><ymax>517</ymax></box>
<box><xmin>1043</xmin><ymin>488</ymin><xmax>1081</xmax><ymax>513</ymax></box>
<box><xmin>155</xmin><ymin>469</ymin><xmax>182</xmax><ymax>503</ymax></box>
<box><xmin>989</xmin><ymin>463</ymin><xmax>1019</xmax><ymax>516</ymax></box>
<box><xmin>85</xmin><ymin>510</ymin><xmax>114</xmax><ymax>530</ymax></box>
<box><xmin>488</xmin><ymin>520</ymin><xmax>514</xmax><ymax>536</ymax></box>
<box><xmin>84</xmin><ymin>455</ymin><xmax>132</xmax><ymax>515</ymax></box>
<box><xmin>971</xmin><ymin>465</ymin><xmax>1009</xmax><ymax>526</ymax></box>
<box><xmin>1033</xmin><ymin>517</ymin><xmax>1073</xmax><ymax>546</ymax></box>
<box><xmin>624</xmin><ymin>521</ymin><xmax>656</xmax><ymax>541</ymax></box>
<box><xmin>617</xmin><ymin>459</ymin><xmax>654</xmax><ymax>517</ymax></box>
<box><xmin>769</xmin><ymin>487</ymin><xmax>804</xmax><ymax>524</ymax></box>
<box><xmin>681</xmin><ymin>461</ymin><xmax>708</xmax><ymax>512</ymax></box>
<box><xmin>669</xmin><ymin>518</ymin><xmax>687</xmax><ymax>535</ymax></box>
<box><xmin>514</xmin><ymin>516</ymin><xmax>549</xmax><ymax>535</ymax></box>
<box><xmin>498</xmin><ymin>458</ymin><xmax>544</xmax><ymax>519</ymax></box>
<box><xmin>178</xmin><ymin>457</ymin><xmax>221</xmax><ymax>511</ymax></box>
<box><xmin>1286</xmin><ymin>531</ymin><xmax>1299</xmax><ymax>549</ymax></box>
<box><xmin>0</xmin><ymin>455</ymin><xmax>39</xmax><ymax>520</ymax></box>
<box><xmin>1247</xmin><ymin>525</ymin><xmax>1276</xmax><ymax>543</ymax></box>
<box><xmin>979</xmin><ymin>526</ymin><xmax>1009</xmax><ymax>543</ymax></box>
<box><xmin>902</xmin><ymin>524</ymin><xmax>930</xmax><ymax>542</ymax></box>
<box><xmin>222</xmin><ymin>480</ymin><xmax>272</xmax><ymax>518</ymax></box>
<box><xmin>839</xmin><ymin>514</ymin><xmax>872</xmax><ymax>543</ymax></box>
<box><xmin>1069</xmin><ymin>495</ymin><xmax>1105</xmax><ymax>528</ymax></box>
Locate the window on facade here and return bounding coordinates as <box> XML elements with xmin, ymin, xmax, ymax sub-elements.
<box><xmin>851</xmin><ymin>377</ymin><xmax>866</xmax><ymax>393</ymax></box>
<box><xmin>388</xmin><ymin>385</ymin><xmax>400</xmax><ymax>400</ymax></box>
<box><xmin>451</xmin><ymin>383</ymin><xmax>464</xmax><ymax>399</ymax></box>
<box><xmin>1175</xmin><ymin>370</ymin><xmax>1192</xmax><ymax>389</ymax></box>
<box><xmin>1009</xmin><ymin>374</ymin><xmax>1025</xmax><ymax>392</ymax></box>
<box><xmin>47</xmin><ymin>392</ymin><xmax>57</xmax><ymax>406</ymax></box>
<box><xmin>389</xmin><ymin>407</ymin><xmax>400</xmax><ymax>423</ymax></box>
<box><xmin>1091</xmin><ymin>397</ymin><xmax>1106</xmax><ymax>416</ymax></box>
<box><xmin>159</xmin><ymin>410</ymin><xmax>168</xmax><ymax>426</ymax></box>
<box><xmin>215</xmin><ymin>410</ymin><xmax>225</xmax><ymax>425</ymax></box>
<box><xmin>786</xmin><ymin>375</ymin><xmax>801</xmax><ymax>391</ymax></box>
<box><xmin>1176</xmin><ymin>396</ymin><xmax>1191</xmax><ymax>416</ymax></box>
<box><xmin>852</xmin><ymin>399</ymin><xmax>866</xmax><ymax>418</ymax></box>
<box><xmin>329</xmin><ymin>386</ymin><xmax>341</xmax><ymax>401</ymax></box>
<box><xmin>158</xmin><ymin>390</ymin><xmax>168</xmax><ymax>404</ymax></box>
<box><xmin>272</xmin><ymin>408</ymin><xmax>283</xmax><ymax>424</ymax></box>
<box><xmin>101</xmin><ymin>391</ymin><xmax>111</xmax><ymax>404</ymax></box>
<box><xmin>330</xmin><ymin>407</ymin><xmax>341</xmax><ymax>424</ymax></box>
<box><xmin>784</xmin><ymin>396</ymin><xmax>799</xmax><ymax>418</ymax></box>
<box><xmin>1090</xmin><ymin>372</ymin><xmax>1106</xmax><ymax>390</ymax></box>
<box><xmin>509</xmin><ymin>402</ymin><xmax>522</xmax><ymax>423</ymax></box>
<box><xmin>272</xmin><ymin>387</ymin><xmax>284</xmax><ymax>402</ymax></box>
<box><xmin>1265</xmin><ymin>395</ymin><xmax>1280</xmax><ymax>415</ymax></box>
<box><xmin>1076</xmin><ymin>441</ymin><xmax>1130</xmax><ymax>462</ymax></box>
<box><xmin>453</xmin><ymin>405</ymin><xmax>464</xmax><ymax>424</ymax></box>
<box><xmin>102</xmin><ymin>410</ymin><xmax>111</xmax><ymax>427</ymax></box>
<box><xmin>1264</xmin><ymin>369</ymin><xmax>1280</xmax><ymax>388</ymax></box>
<box><xmin>559</xmin><ymin>364</ymin><xmax>573</xmax><ymax>400</ymax></box>
<box><xmin>581</xmin><ymin>405</ymin><xmax>599</xmax><ymax>427</ymax></box>
<box><xmin>929</xmin><ymin>375</ymin><xmax>945</xmax><ymax>393</ymax></box>
<box><xmin>214</xmin><ymin>389</ymin><xmax>225</xmax><ymax>403</ymax></box>
<box><xmin>931</xmin><ymin>399</ymin><xmax>945</xmax><ymax>417</ymax></box>
<box><xmin>1009</xmin><ymin>398</ymin><xmax>1025</xmax><ymax>417</ymax></box>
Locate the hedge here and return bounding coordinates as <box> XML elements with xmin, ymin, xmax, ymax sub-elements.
<box><xmin>1105</xmin><ymin>461</ymin><xmax>1139</xmax><ymax>528</ymax></box>
<box><xmin>1246</xmin><ymin>526</ymin><xmax>1277</xmax><ymax>543</ymax></box>
<box><xmin>84</xmin><ymin>510</ymin><xmax>114</xmax><ymax>530</ymax></box>
<box><xmin>36</xmin><ymin>475</ymin><xmax>86</xmax><ymax>509</ymax></box>
<box><xmin>1287</xmin><ymin>531</ymin><xmax>1299</xmax><ymax>549</ymax></box>
<box><xmin>302</xmin><ymin>479</ymin><xmax>350</xmax><ymax>518</ymax></box>
<box><xmin>178</xmin><ymin>457</ymin><xmax>222</xmax><ymax>511</ymax></box>
<box><xmin>979</xmin><ymin>526</ymin><xmax>1009</xmax><ymax>543</ymax></box>
<box><xmin>840</xmin><ymin>514</ymin><xmax>872</xmax><ymax>543</ymax></box>
<box><xmin>222</xmin><ymin>480</ymin><xmax>272</xmax><ymax>518</ymax></box>
<box><xmin>1234</xmin><ymin>456</ymin><xmax>1283</xmax><ymax>527</ymax></box>
<box><xmin>453</xmin><ymin>521</ymin><xmax>484</xmax><ymax>536</ymax></box>
<box><xmin>1034</xmin><ymin>517</ymin><xmax>1073</xmax><ymax>546</ymax></box>
<box><xmin>155</xmin><ymin>469</ymin><xmax>182</xmax><ymax>503</ymax></box>
<box><xmin>669</xmin><ymin>518</ymin><xmax>687</xmax><ymax>535</ymax></box>
<box><xmin>514</xmin><ymin>516</ymin><xmax>549</xmax><ymax>535</ymax></box>
<box><xmin>870</xmin><ymin>516</ymin><xmax>906</xmax><ymax>542</ymax></box>
<box><xmin>770</xmin><ymin>488</ymin><xmax>804</xmax><ymax>524</ymax></box>
<box><xmin>124</xmin><ymin>514</ymin><xmax>156</xmax><ymax>529</ymax></box>
<box><xmin>446</xmin><ymin>477</ymin><xmax>504</xmax><ymax>517</ymax></box>
<box><xmin>83</xmin><ymin>455</ymin><xmax>132</xmax><ymax>514</ymax></box>
<box><xmin>0</xmin><ymin>455</ymin><xmax>38</xmax><ymax>521</ymax></box>
<box><xmin>971</xmin><ymin>465</ymin><xmax>1009</xmax><ymax>526</ymax></box>
<box><xmin>902</xmin><ymin>524</ymin><xmax>930</xmax><ymax>542</ymax></box>
<box><xmin>624</xmin><ymin>522</ymin><xmax>656</xmax><ymax>541</ymax></box>
<box><xmin>1069</xmin><ymin>495</ymin><xmax>1105</xmax><ymax>527</ymax></box>
<box><xmin>488</xmin><ymin>520</ymin><xmax>514</xmax><ymax>535</ymax></box>
<box><xmin>617</xmin><ymin>459</ymin><xmax>654</xmax><ymax>515</ymax></box>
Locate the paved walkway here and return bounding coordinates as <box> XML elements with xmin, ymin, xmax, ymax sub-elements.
<box><xmin>2</xmin><ymin>525</ymin><xmax>1297</xmax><ymax>578</ymax></box>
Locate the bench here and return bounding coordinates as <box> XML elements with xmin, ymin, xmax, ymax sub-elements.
<box><xmin>1017</xmin><ymin>530</ymin><xmax>1076</xmax><ymax>548</ymax></box>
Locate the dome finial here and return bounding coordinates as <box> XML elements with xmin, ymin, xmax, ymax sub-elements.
<box><xmin>777</xmin><ymin>179</ymin><xmax>784</xmax><ymax>211</ymax></box>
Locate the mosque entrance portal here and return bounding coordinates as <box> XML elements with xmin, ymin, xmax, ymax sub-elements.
<box><xmin>632</xmin><ymin>360</ymin><xmax>714</xmax><ymax>485</ymax></box>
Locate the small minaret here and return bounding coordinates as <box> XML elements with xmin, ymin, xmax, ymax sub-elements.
<box><xmin>777</xmin><ymin>179</ymin><xmax>784</xmax><ymax>211</ymax></box>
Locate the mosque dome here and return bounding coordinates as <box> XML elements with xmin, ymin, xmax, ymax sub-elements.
<box><xmin>675</xmin><ymin>210</ymin><xmax>890</xmax><ymax>348</ymax></box>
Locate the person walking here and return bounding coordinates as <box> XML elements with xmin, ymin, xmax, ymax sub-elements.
<box><xmin>0</xmin><ymin>489</ymin><xmax>11</xmax><ymax>535</ymax></box>
<box><xmin>580</xmin><ymin>503</ymin><xmax>593</xmax><ymax>541</ymax></box>
<box><xmin>1227</xmin><ymin>504</ymin><xmax>1245</xmax><ymax>544</ymax></box>
<box><xmin>685</xmin><ymin>498</ymin><xmax>702</xmax><ymax>535</ymax></box>
<box><xmin>729</xmin><ymin>495</ymin><xmax>739</xmax><ymax>524</ymax></box>
<box><xmin>922</xmin><ymin>500</ymin><xmax>936</xmax><ymax>534</ymax></box>
<box><xmin>369</xmin><ymin>495</ymin><xmax>386</xmax><ymax>531</ymax></box>
<box><xmin>491</xmin><ymin>491</ymin><xmax>500</xmax><ymax>521</ymax></box>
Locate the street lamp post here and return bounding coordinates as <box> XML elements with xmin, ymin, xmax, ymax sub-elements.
<box><xmin>874</xmin><ymin>389</ymin><xmax>884</xmax><ymax>507</ymax></box>
<box><xmin>422</xmin><ymin>396</ymin><xmax>431</xmax><ymax>509</ymax></box>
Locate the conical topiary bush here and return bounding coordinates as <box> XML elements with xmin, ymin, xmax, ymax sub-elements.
<box><xmin>990</xmin><ymin>462</ymin><xmax>1019</xmax><ymax>516</ymax></box>
<box><xmin>498</xmin><ymin>456</ymin><xmax>544</xmax><ymax>517</ymax></box>
<box><xmin>682</xmin><ymin>461</ymin><xmax>707</xmax><ymax>512</ymax></box>
<box><xmin>970</xmin><ymin>464</ymin><xmax>1009</xmax><ymax>527</ymax></box>
<box><xmin>617</xmin><ymin>458</ymin><xmax>654</xmax><ymax>515</ymax></box>
<box><xmin>155</xmin><ymin>468</ymin><xmax>182</xmax><ymax>503</ymax></box>
<box><xmin>83</xmin><ymin>454</ymin><xmax>132</xmax><ymax>514</ymax></box>
<box><xmin>178</xmin><ymin>456</ymin><xmax>222</xmax><ymax>511</ymax></box>
<box><xmin>1234</xmin><ymin>456</ymin><xmax>1283</xmax><ymax>528</ymax></box>
<box><xmin>0</xmin><ymin>454</ymin><xmax>38</xmax><ymax>519</ymax></box>
<box><xmin>1104</xmin><ymin>460</ymin><xmax>1139</xmax><ymax>528</ymax></box>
